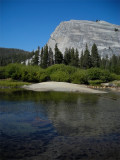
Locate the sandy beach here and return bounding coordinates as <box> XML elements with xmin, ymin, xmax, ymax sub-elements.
<box><xmin>23</xmin><ymin>81</ymin><xmax>107</xmax><ymax>93</ymax></box>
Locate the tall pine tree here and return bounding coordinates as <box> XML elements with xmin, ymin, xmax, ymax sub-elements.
<box><xmin>55</xmin><ymin>44</ymin><xmax>63</xmax><ymax>64</ymax></box>
<box><xmin>42</xmin><ymin>44</ymin><xmax>49</xmax><ymax>68</ymax></box>
<box><xmin>91</xmin><ymin>43</ymin><xmax>100</xmax><ymax>67</ymax></box>
<box><xmin>48</xmin><ymin>47</ymin><xmax>54</xmax><ymax>66</ymax></box>
<box><xmin>83</xmin><ymin>44</ymin><xmax>91</xmax><ymax>69</ymax></box>
<box><xmin>64</xmin><ymin>48</ymin><xmax>71</xmax><ymax>65</ymax></box>
<box><xmin>80</xmin><ymin>50</ymin><xmax>84</xmax><ymax>68</ymax></box>
<box><xmin>32</xmin><ymin>50</ymin><xmax>39</xmax><ymax>65</ymax></box>
<box><xmin>40</xmin><ymin>47</ymin><xmax>44</xmax><ymax>67</ymax></box>
<box><xmin>74</xmin><ymin>48</ymin><xmax>79</xmax><ymax>67</ymax></box>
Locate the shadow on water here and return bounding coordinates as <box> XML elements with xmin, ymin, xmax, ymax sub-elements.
<box><xmin>0</xmin><ymin>89</ymin><xmax>120</xmax><ymax>160</ymax></box>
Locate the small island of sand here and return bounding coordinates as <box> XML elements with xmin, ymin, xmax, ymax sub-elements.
<box><xmin>23</xmin><ymin>81</ymin><xmax>107</xmax><ymax>93</ymax></box>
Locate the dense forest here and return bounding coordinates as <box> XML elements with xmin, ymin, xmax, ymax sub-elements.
<box><xmin>0</xmin><ymin>44</ymin><xmax>120</xmax><ymax>85</ymax></box>
<box><xmin>31</xmin><ymin>43</ymin><xmax>120</xmax><ymax>75</ymax></box>
<box><xmin>0</xmin><ymin>48</ymin><xmax>34</xmax><ymax>65</ymax></box>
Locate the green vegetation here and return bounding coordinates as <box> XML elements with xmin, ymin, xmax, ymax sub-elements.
<box><xmin>88</xmin><ymin>80</ymin><xmax>104</xmax><ymax>86</ymax></box>
<box><xmin>91</xmin><ymin>43</ymin><xmax>100</xmax><ymax>67</ymax></box>
<box><xmin>0</xmin><ymin>63</ymin><xmax>119</xmax><ymax>86</ymax></box>
<box><xmin>87</xmin><ymin>68</ymin><xmax>113</xmax><ymax>82</ymax></box>
<box><xmin>0</xmin><ymin>79</ymin><xmax>30</xmax><ymax>88</ymax></box>
<box><xmin>50</xmin><ymin>71</ymin><xmax>70</xmax><ymax>82</ymax></box>
<box><xmin>64</xmin><ymin>48</ymin><xmax>79</xmax><ymax>67</ymax></box>
<box><xmin>71</xmin><ymin>70</ymin><xmax>88</xmax><ymax>84</ymax></box>
<box><xmin>0</xmin><ymin>47</ymin><xmax>34</xmax><ymax>66</ymax></box>
<box><xmin>55</xmin><ymin>44</ymin><xmax>63</xmax><ymax>64</ymax></box>
<box><xmin>1</xmin><ymin>44</ymin><xmax>120</xmax><ymax>75</ymax></box>
<box><xmin>0</xmin><ymin>43</ymin><xmax>120</xmax><ymax>87</ymax></box>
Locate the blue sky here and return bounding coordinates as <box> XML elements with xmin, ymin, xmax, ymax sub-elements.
<box><xmin>0</xmin><ymin>0</ymin><xmax>120</xmax><ymax>51</ymax></box>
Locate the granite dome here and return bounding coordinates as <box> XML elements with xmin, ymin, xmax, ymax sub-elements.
<box><xmin>47</xmin><ymin>20</ymin><xmax>120</xmax><ymax>57</ymax></box>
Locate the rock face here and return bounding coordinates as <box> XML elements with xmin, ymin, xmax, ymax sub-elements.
<box><xmin>47</xmin><ymin>20</ymin><xmax>120</xmax><ymax>57</ymax></box>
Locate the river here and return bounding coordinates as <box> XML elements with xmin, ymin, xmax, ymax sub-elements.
<box><xmin>0</xmin><ymin>90</ymin><xmax>120</xmax><ymax>160</ymax></box>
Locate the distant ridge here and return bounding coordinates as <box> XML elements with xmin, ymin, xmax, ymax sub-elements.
<box><xmin>0</xmin><ymin>46</ymin><xmax>30</xmax><ymax>53</ymax></box>
<box><xmin>0</xmin><ymin>47</ymin><xmax>33</xmax><ymax>66</ymax></box>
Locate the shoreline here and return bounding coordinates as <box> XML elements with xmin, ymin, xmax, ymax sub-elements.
<box><xmin>23</xmin><ymin>81</ymin><xmax>107</xmax><ymax>94</ymax></box>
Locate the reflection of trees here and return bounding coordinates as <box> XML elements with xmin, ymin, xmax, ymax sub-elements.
<box><xmin>1</xmin><ymin>90</ymin><xmax>120</xmax><ymax>138</ymax></box>
<box><xmin>45</xmin><ymin>94</ymin><xmax>120</xmax><ymax>137</ymax></box>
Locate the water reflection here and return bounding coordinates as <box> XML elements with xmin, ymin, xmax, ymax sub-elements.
<box><xmin>0</xmin><ymin>90</ymin><xmax>120</xmax><ymax>160</ymax></box>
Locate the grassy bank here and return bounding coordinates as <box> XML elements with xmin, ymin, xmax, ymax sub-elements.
<box><xmin>0</xmin><ymin>79</ymin><xmax>31</xmax><ymax>88</ymax></box>
<box><xmin>0</xmin><ymin>63</ymin><xmax>120</xmax><ymax>86</ymax></box>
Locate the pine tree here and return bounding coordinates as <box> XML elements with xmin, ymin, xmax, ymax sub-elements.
<box><xmin>75</xmin><ymin>48</ymin><xmax>79</xmax><ymax>67</ymax></box>
<box><xmin>83</xmin><ymin>44</ymin><xmax>91</xmax><ymax>69</ymax></box>
<box><xmin>55</xmin><ymin>44</ymin><xmax>63</xmax><ymax>64</ymax></box>
<box><xmin>80</xmin><ymin>50</ymin><xmax>84</xmax><ymax>68</ymax></box>
<box><xmin>91</xmin><ymin>43</ymin><xmax>100</xmax><ymax>67</ymax></box>
<box><xmin>110</xmin><ymin>54</ymin><xmax>118</xmax><ymax>73</ymax></box>
<box><xmin>32</xmin><ymin>50</ymin><xmax>39</xmax><ymax>65</ymax></box>
<box><xmin>42</xmin><ymin>44</ymin><xmax>49</xmax><ymax>68</ymax></box>
<box><xmin>48</xmin><ymin>47</ymin><xmax>54</xmax><ymax>66</ymax></box>
<box><xmin>70</xmin><ymin>48</ymin><xmax>76</xmax><ymax>66</ymax></box>
<box><xmin>64</xmin><ymin>48</ymin><xmax>71</xmax><ymax>65</ymax></box>
<box><xmin>40</xmin><ymin>47</ymin><xmax>44</xmax><ymax>67</ymax></box>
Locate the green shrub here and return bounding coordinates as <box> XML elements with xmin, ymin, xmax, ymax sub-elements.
<box><xmin>19</xmin><ymin>65</ymin><xmax>44</xmax><ymax>82</ymax></box>
<box><xmin>46</xmin><ymin>64</ymin><xmax>77</xmax><ymax>76</ymax></box>
<box><xmin>1</xmin><ymin>63</ymin><xmax>119</xmax><ymax>84</ymax></box>
<box><xmin>100</xmin><ymin>70</ymin><xmax>112</xmax><ymax>82</ymax></box>
<box><xmin>12</xmin><ymin>72</ymin><xmax>22</xmax><ymax>80</ymax></box>
<box><xmin>40</xmin><ymin>73</ymin><xmax>49</xmax><ymax>82</ymax></box>
<box><xmin>87</xmin><ymin>68</ymin><xmax>113</xmax><ymax>82</ymax></box>
<box><xmin>87</xmin><ymin>68</ymin><xmax>102</xmax><ymax>80</ymax></box>
<box><xmin>71</xmin><ymin>70</ymin><xmax>88</xmax><ymax>84</ymax></box>
<box><xmin>64</xmin><ymin>65</ymin><xmax>77</xmax><ymax>74</ymax></box>
<box><xmin>5</xmin><ymin>63</ymin><xmax>22</xmax><ymax>78</ymax></box>
<box><xmin>89</xmin><ymin>80</ymin><xmax>103</xmax><ymax>85</ymax></box>
<box><xmin>50</xmin><ymin>71</ymin><xmax>70</xmax><ymax>82</ymax></box>
<box><xmin>0</xmin><ymin>67</ymin><xmax>6</xmax><ymax>79</ymax></box>
<box><xmin>111</xmin><ymin>73</ymin><xmax>120</xmax><ymax>80</ymax></box>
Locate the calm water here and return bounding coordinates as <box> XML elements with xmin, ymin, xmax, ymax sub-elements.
<box><xmin>0</xmin><ymin>89</ymin><xmax>120</xmax><ymax>160</ymax></box>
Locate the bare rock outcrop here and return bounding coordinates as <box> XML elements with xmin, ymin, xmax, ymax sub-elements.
<box><xmin>47</xmin><ymin>20</ymin><xmax>120</xmax><ymax>57</ymax></box>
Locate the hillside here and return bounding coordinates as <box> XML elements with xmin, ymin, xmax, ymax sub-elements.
<box><xmin>0</xmin><ymin>48</ymin><xmax>34</xmax><ymax>66</ymax></box>
<box><xmin>47</xmin><ymin>20</ymin><xmax>120</xmax><ymax>57</ymax></box>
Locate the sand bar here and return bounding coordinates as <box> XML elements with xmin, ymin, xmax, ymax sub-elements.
<box><xmin>23</xmin><ymin>81</ymin><xmax>107</xmax><ymax>93</ymax></box>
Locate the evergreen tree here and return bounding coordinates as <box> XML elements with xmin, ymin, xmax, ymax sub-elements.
<box><xmin>100</xmin><ymin>57</ymin><xmax>106</xmax><ymax>69</ymax></box>
<box><xmin>91</xmin><ymin>43</ymin><xmax>100</xmax><ymax>67</ymax></box>
<box><xmin>110</xmin><ymin>54</ymin><xmax>119</xmax><ymax>73</ymax></box>
<box><xmin>32</xmin><ymin>50</ymin><xmax>39</xmax><ymax>65</ymax></box>
<box><xmin>80</xmin><ymin>50</ymin><xmax>84</xmax><ymax>68</ymax></box>
<box><xmin>55</xmin><ymin>44</ymin><xmax>63</xmax><ymax>64</ymax></box>
<box><xmin>83</xmin><ymin>44</ymin><xmax>91</xmax><ymax>69</ymax></box>
<box><xmin>40</xmin><ymin>47</ymin><xmax>44</xmax><ymax>67</ymax></box>
<box><xmin>38</xmin><ymin>46</ymin><xmax>40</xmax><ymax>52</ymax></box>
<box><xmin>75</xmin><ymin>48</ymin><xmax>79</xmax><ymax>67</ymax></box>
<box><xmin>48</xmin><ymin>47</ymin><xmax>54</xmax><ymax>66</ymax></box>
<box><xmin>64</xmin><ymin>48</ymin><xmax>71</xmax><ymax>65</ymax></box>
<box><xmin>42</xmin><ymin>44</ymin><xmax>49</xmax><ymax>68</ymax></box>
<box><xmin>100</xmin><ymin>55</ymin><xmax>111</xmax><ymax>70</ymax></box>
<box><xmin>70</xmin><ymin>48</ymin><xmax>76</xmax><ymax>66</ymax></box>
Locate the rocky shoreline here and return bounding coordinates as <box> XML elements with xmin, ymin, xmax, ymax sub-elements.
<box><xmin>87</xmin><ymin>82</ymin><xmax>120</xmax><ymax>92</ymax></box>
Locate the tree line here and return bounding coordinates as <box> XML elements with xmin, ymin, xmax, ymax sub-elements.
<box><xmin>31</xmin><ymin>43</ymin><xmax>120</xmax><ymax>75</ymax></box>
<box><xmin>0</xmin><ymin>48</ymin><xmax>34</xmax><ymax>66</ymax></box>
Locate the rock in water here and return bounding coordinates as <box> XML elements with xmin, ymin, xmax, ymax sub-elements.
<box><xmin>47</xmin><ymin>20</ymin><xmax>120</xmax><ymax>57</ymax></box>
